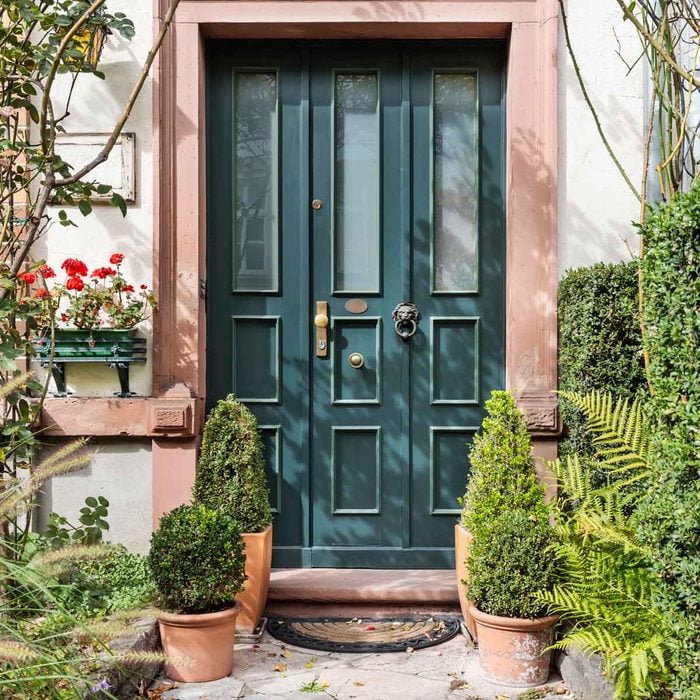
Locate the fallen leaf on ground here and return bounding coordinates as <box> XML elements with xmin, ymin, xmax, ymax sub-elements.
<box><xmin>365</xmin><ymin>625</ymin><xmax>376</xmax><ymax>631</ymax></box>
<box><xmin>273</xmin><ymin>663</ymin><xmax>287</xmax><ymax>673</ymax></box>
<box><xmin>354</xmin><ymin>681</ymin><xmax>366</xmax><ymax>687</ymax></box>
<box><xmin>281</xmin><ymin>649</ymin><xmax>292</xmax><ymax>658</ymax></box>
<box><xmin>449</xmin><ymin>679</ymin><xmax>470</xmax><ymax>691</ymax></box>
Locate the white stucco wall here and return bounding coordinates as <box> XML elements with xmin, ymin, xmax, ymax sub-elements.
<box><xmin>36</xmin><ymin>0</ymin><xmax>154</xmax><ymax>397</ymax></box>
<box><xmin>558</xmin><ymin>0</ymin><xmax>645</xmax><ymax>274</ymax></box>
<box><xmin>38</xmin><ymin>440</ymin><xmax>153</xmax><ymax>553</ymax></box>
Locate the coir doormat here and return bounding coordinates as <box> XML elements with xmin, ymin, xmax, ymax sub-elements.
<box><xmin>267</xmin><ymin>616</ymin><xmax>460</xmax><ymax>653</ymax></box>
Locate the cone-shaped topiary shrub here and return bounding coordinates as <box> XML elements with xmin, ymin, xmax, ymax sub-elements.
<box><xmin>148</xmin><ymin>504</ymin><xmax>246</xmax><ymax>614</ymax></box>
<box><xmin>460</xmin><ymin>390</ymin><xmax>547</xmax><ymax>536</ymax></box>
<box><xmin>192</xmin><ymin>395</ymin><xmax>272</xmax><ymax>533</ymax></box>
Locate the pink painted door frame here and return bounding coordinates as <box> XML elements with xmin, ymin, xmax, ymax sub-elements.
<box><xmin>150</xmin><ymin>0</ymin><xmax>560</xmax><ymax>527</ymax></box>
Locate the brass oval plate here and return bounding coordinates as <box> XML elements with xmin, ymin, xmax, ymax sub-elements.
<box><xmin>345</xmin><ymin>299</ymin><xmax>368</xmax><ymax>314</ymax></box>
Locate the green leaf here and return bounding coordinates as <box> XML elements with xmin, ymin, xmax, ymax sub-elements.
<box><xmin>85</xmin><ymin>496</ymin><xmax>98</xmax><ymax>508</ymax></box>
<box><xmin>78</xmin><ymin>199</ymin><xmax>92</xmax><ymax>217</ymax></box>
<box><xmin>110</xmin><ymin>192</ymin><xmax>127</xmax><ymax>217</ymax></box>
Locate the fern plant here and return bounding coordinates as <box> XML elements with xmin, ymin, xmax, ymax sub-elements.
<box><xmin>544</xmin><ymin>391</ymin><xmax>672</xmax><ymax>700</ymax></box>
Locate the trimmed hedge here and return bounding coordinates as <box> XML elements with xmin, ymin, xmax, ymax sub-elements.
<box><xmin>193</xmin><ymin>395</ymin><xmax>272</xmax><ymax>533</ymax></box>
<box><xmin>558</xmin><ymin>262</ymin><xmax>646</xmax><ymax>461</ymax></box>
<box><xmin>634</xmin><ymin>185</ymin><xmax>700</xmax><ymax>696</ymax></box>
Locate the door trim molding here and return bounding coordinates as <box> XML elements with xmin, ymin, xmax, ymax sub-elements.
<box><xmin>151</xmin><ymin>0</ymin><xmax>559</xmax><ymax>527</ymax></box>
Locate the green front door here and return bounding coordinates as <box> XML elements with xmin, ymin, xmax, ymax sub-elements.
<box><xmin>207</xmin><ymin>42</ymin><xmax>505</xmax><ymax>568</ymax></box>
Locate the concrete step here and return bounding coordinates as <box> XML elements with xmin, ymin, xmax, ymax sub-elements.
<box><xmin>266</xmin><ymin>568</ymin><xmax>460</xmax><ymax>618</ymax></box>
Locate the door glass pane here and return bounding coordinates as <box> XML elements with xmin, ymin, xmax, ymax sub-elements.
<box><xmin>334</xmin><ymin>73</ymin><xmax>380</xmax><ymax>292</ymax></box>
<box><xmin>433</xmin><ymin>73</ymin><xmax>478</xmax><ymax>292</ymax></box>
<box><xmin>233</xmin><ymin>72</ymin><xmax>278</xmax><ymax>291</ymax></box>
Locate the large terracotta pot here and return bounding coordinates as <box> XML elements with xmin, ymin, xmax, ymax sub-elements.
<box><xmin>454</xmin><ymin>523</ymin><xmax>478</xmax><ymax>640</ymax></box>
<box><xmin>157</xmin><ymin>604</ymin><xmax>240</xmax><ymax>682</ymax></box>
<box><xmin>470</xmin><ymin>605</ymin><xmax>557</xmax><ymax>687</ymax></box>
<box><xmin>236</xmin><ymin>524</ymin><xmax>273</xmax><ymax>630</ymax></box>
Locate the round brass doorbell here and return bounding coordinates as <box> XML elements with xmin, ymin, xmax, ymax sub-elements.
<box><xmin>311</xmin><ymin>199</ymin><xmax>323</xmax><ymax>210</ymax></box>
<box><xmin>348</xmin><ymin>352</ymin><xmax>364</xmax><ymax>369</ymax></box>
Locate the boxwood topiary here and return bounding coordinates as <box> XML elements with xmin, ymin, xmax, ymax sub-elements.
<box><xmin>460</xmin><ymin>390</ymin><xmax>547</xmax><ymax>536</ymax></box>
<box><xmin>148</xmin><ymin>504</ymin><xmax>246</xmax><ymax>614</ymax></box>
<box><xmin>466</xmin><ymin>509</ymin><xmax>559</xmax><ymax>619</ymax></box>
<box><xmin>192</xmin><ymin>395</ymin><xmax>272</xmax><ymax>533</ymax></box>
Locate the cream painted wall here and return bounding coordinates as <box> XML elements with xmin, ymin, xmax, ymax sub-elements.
<box><xmin>558</xmin><ymin>0</ymin><xmax>645</xmax><ymax>273</ymax></box>
<box><xmin>35</xmin><ymin>0</ymin><xmax>154</xmax><ymax>397</ymax></box>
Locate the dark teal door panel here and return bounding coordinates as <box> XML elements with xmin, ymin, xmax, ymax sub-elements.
<box><xmin>206</xmin><ymin>41</ymin><xmax>505</xmax><ymax>568</ymax></box>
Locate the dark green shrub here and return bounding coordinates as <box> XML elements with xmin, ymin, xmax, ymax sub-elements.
<box><xmin>192</xmin><ymin>395</ymin><xmax>271</xmax><ymax>533</ymax></box>
<box><xmin>148</xmin><ymin>505</ymin><xmax>246</xmax><ymax>614</ymax></box>
<box><xmin>460</xmin><ymin>390</ymin><xmax>547</xmax><ymax>535</ymax></box>
<box><xmin>467</xmin><ymin>510</ymin><xmax>559</xmax><ymax>619</ymax></box>
<box><xmin>558</xmin><ymin>261</ymin><xmax>646</xmax><ymax>462</ymax></box>
<box><xmin>634</xmin><ymin>184</ymin><xmax>700</xmax><ymax>696</ymax></box>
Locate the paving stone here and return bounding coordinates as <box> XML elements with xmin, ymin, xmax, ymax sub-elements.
<box><xmin>153</xmin><ymin>631</ymin><xmax>571</xmax><ymax>700</ymax></box>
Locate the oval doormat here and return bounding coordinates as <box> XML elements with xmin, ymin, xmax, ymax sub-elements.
<box><xmin>267</xmin><ymin>616</ymin><xmax>460</xmax><ymax>653</ymax></box>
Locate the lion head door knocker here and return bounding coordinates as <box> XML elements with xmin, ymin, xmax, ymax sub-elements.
<box><xmin>392</xmin><ymin>302</ymin><xmax>421</xmax><ymax>341</ymax></box>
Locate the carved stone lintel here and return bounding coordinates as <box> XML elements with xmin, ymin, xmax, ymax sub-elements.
<box><xmin>516</xmin><ymin>393</ymin><xmax>561</xmax><ymax>437</ymax></box>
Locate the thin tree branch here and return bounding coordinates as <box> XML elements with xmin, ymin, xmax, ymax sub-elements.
<box><xmin>54</xmin><ymin>0</ymin><xmax>181</xmax><ymax>187</ymax></box>
<box><xmin>558</xmin><ymin>0</ymin><xmax>642</xmax><ymax>202</ymax></box>
<box><xmin>616</xmin><ymin>0</ymin><xmax>700</xmax><ymax>88</ymax></box>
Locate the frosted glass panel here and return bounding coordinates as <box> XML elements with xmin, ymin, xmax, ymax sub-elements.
<box><xmin>334</xmin><ymin>73</ymin><xmax>380</xmax><ymax>292</ymax></box>
<box><xmin>233</xmin><ymin>72</ymin><xmax>278</xmax><ymax>291</ymax></box>
<box><xmin>433</xmin><ymin>73</ymin><xmax>478</xmax><ymax>292</ymax></box>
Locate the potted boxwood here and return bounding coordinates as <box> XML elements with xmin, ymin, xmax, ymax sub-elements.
<box><xmin>466</xmin><ymin>509</ymin><xmax>560</xmax><ymax>687</ymax></box>
<box><xmin>456</xmin><ymin>390</ymin><xmax>547</xmax><ymax>639</ymax></box>
<box><xmin>148</xmin><ymin>504</ymin><xmax>246</xmax><ymax>682</ymax></box>
<box><xmin>192</xmin><ymin>395</ymin><xmax>273</xmax><ymax>632</ymax></box>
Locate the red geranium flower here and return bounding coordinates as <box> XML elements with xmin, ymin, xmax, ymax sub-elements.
<box><xmin>66</xmin><ymin>276</ymin><xmax>85</xmax><ymax>292</ymax></box>
<box><xmin>90</xmin><ymin>267</ymin><xmax>117</xmax><ymax>279</ymax></box>
<box><xmin>40</xmin><ymin>264</ymin><xmax>56</xmax><ymax>279</ymax></box>
<box><xmin>123</xmin><ymin>284</ymin><xmax>135</xmax><ymax>293</ymax></box>
<box><xmin>18</xmin><ymin>272</ymin><xmax>36</xmax><ymax>284</ymax></box>
<box><xmin>109</xmin><ymin>253</ymin><xmax>125</xmax><ymax>265</ymax></box>
<box><xmin>140</xmin><ymin>284</ymin><xmax>148</xmax><ymax>290</ymax></box>
<box><xmin>61</xmin><ymin>258</ymin><xmax>88</xmax><ymax>277</ymax></box>
<box><xmin>34</xmin><ymin>288</ymin><xmax>49</xmax><ymax>299</ymax></box>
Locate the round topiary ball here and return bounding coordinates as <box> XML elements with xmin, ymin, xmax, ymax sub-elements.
<box><xmin>148</xmin><ymin>504</ymin><xmax>246</xmax><ymax>614</ymax></box>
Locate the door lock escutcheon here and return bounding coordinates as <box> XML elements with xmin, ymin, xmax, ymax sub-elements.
<box><xmin>315</xmin><ymin>301</ymin><xmax>329</xmax><ymax>357</ymax></box>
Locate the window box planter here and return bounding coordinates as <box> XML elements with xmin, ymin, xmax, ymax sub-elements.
<box><xmin>33</xmin><ymin>328</ymin><xmax>146</xmax><ymax>398</ymax></box>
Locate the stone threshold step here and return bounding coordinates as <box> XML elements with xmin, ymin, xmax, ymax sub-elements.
<box><xmin>269</xmin><ymin>568</ymin><xmax>459</xmax><ymax>605</ymax></box>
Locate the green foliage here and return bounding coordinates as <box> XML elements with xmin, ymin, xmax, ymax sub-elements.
<box><xmin>545</xmin><ymin>391</ymin><xmax>673</xmax><ymax>700</ymax></box>
<box><xmin>634</xmin><ymin>184</ymin><xmax>700</xmax><ymax>696</ymax></box>
<box><xmin>466</xmin><ymin>509</ymin><xmax>559</xmax><ymax>619</ymax></box>
<box><xmin>460</xmin><ymin>390</ymin><xmax>547</xmax><ymax>535</ymax></box>
<box><xmin>45</xmin><ymin>495</ymin><xmax>110</xmax><ymax>547</ymax></box>
<box><xmin>70</xmin><ymin>546</ymin><xmax>155</xmax><ymax>616</ymax></box>
<box><xmin>557</xmin><ymin>262</ymin><xmax>645</xmax><ymax>467</ymax></box>
<box><xmin>148</xmin><ymin>504</ymin><xmax>246</xmax><ymax>614</ymax></box>
<box><xmin>193</xmin><ymin>395</ymin><xmax>272</xmax><ymax>533</ymax></box>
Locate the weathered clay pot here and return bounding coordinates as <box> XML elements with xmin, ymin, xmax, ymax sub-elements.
<box><xmin>470</xmin><ymin>605</ymin><xmax>557</xmax><ymax>687</ymax></box>
<box><xmin>236</xmin><ymin>524</ymin><xmax>273</xmax><ymax>630</ymax></box>
<box><xmin>157</xmin><ymin>604</ymin><xmax>240</xmax><ymax>682</ymax></box>
<box><xmin>454</xmin><ymin>523</ymin><xmax>477</xmax><ymax>640</ymax></box>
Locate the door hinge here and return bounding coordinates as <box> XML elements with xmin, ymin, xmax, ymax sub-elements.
<box><xmin>199</xmin><ymin>278</ymin><xmax>206</xmax><ymax>300</ymax></box>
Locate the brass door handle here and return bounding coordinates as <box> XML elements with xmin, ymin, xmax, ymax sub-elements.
<box><xmin>315</xmin><ymin>301</ymin><xmax>329</xmax><ymax>357</ymax></box>
<box><xmin>348</xmin><ymin>352</ymin><xmax>364</xmax><ymax>369</ymax></box>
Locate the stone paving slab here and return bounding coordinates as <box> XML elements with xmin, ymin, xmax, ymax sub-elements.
<box><xmin>152</xmin><ymin>631</ymin><xmax>572</xmax><ymax>700</ymax></box>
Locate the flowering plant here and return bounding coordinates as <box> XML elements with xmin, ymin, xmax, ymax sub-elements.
<box><xmin>22</xmin><ymin>254</ymin><xmax>157</xmax><ymax>331</ymax></box>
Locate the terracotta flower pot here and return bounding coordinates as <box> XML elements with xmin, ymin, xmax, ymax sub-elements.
<box><xmin>157</xmin><ymin>604</ymin><xmax>240</xmax><ymax>683</ymax></box>
<box><xmin>236</xmin><ymin>524</ymin><xmax>273</xmax><ymax>630</ymax></box>
<box><xmin>454</xmin><ymin>523</ymin><xmax>478</xmax><ymax>640</ymax></box>
<box><xmin>470</xmin><ymin>605</ymin><xmax>557</xmax><ymax>687</ymax></box>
